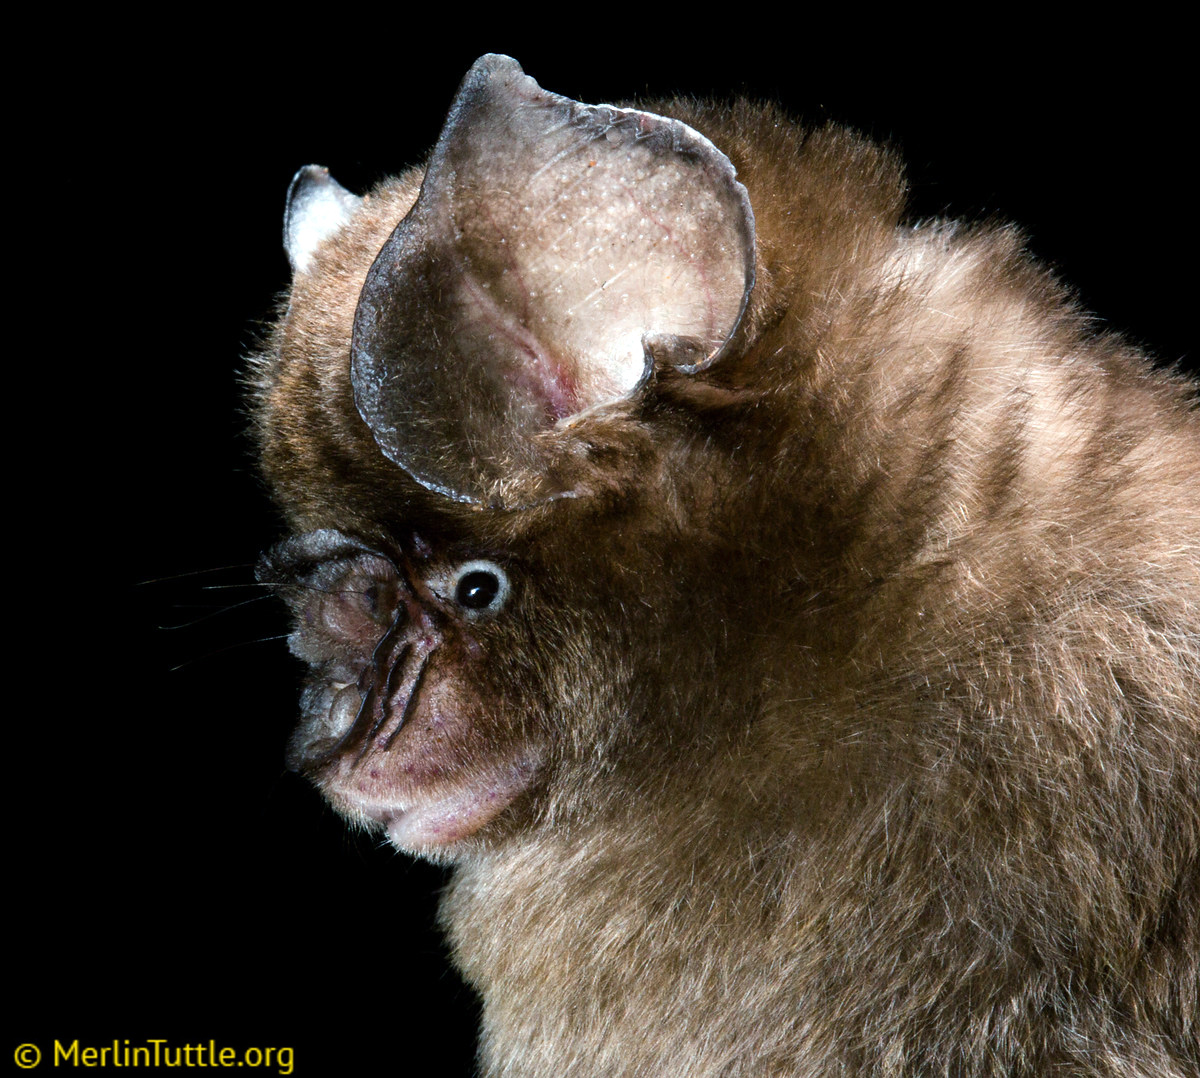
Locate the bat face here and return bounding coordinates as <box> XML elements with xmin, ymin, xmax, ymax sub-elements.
<box><xmin>255</xmin><ymin>401</ymin><xmax>778</xmax><ymax>857</ymax></box>
<box><xmin>259</xmin><ymin>527</ymin><xmax>540</xmax><ymax>850</ymax></box>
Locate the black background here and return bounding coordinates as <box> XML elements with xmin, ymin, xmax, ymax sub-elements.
<box><xmin>12</xmin><ymin>26</ymin><xmax>1194</xmax><ymax>1077</ymax></box>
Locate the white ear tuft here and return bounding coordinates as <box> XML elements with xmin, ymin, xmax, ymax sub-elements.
<box><xmin>284</xmin><ymin>165</ymin><xmax>362</xmax><ymax>274</ymax></box>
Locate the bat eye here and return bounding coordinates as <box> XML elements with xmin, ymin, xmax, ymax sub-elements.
<box><xmin>452</xmin><ymin>560</ymin><xmax>511</xmax><ymax>614</ymax></box>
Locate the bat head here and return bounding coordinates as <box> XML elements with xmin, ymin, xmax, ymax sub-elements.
<box><xmin>253</xmin><ymin>55</ymin><xmax>847</xmax><ymax>859</ymax></box>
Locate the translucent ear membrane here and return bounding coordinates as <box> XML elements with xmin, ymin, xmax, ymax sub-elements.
<box><xmin>351</xmin><ymin>54</ymin><xmax>755</xmax><ymax>506</ymax></box>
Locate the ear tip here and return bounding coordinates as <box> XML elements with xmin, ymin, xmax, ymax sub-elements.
<box><xmin>471</xmin><ymin>53</ymin><xmax>524</xmax><ymax>74</ymax></box>
<box><xmin>455</xmin><ymin>54</ymin><xmax>528</xmax><ymax>100</ymax></box>
<box><xmin>288</xmin><ymin>162</ymin><xmax>331</xmax><ymax>186</ymax></box>
<box><xmin>284</xmin><ymin>165</ymin><xmax>362</xmax><ymax>275</ymax></box>
<box><xmin>453</xmin><ymin>54</ymin><xmax>544</xmax><ymax>119</ymax></box>
<box><xmin>285</xmin><ymin>165</ymin><xmax>334</xmax><ymax>224</ymax></box>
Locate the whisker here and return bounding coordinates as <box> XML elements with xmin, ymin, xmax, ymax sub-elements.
<box><xmin>137</xmin><ymin>564</ymin><xmax>258</xmax><ymax>586</ymax></box>
<box><xmin>158</xmin><ymin>593</ymin><xmax>278</xmax><ymax>631</ymax></box>
<box><xmin>167</xmin><ymin>633</ymin><xmax>291</xmax><ymax>673</ymax></box>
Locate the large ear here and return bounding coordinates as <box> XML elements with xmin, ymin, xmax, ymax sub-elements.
<box><xmin>351</xmin><ymin>54</ymin><xmax>755</xmax><ymax>506</ymax></box>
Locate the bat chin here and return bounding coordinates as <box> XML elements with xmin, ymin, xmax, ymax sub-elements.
<box><xmin>320</xmin><ymin>754</ymin><xmax>542</xmax><ymax>854</ymax></box>
<box><xmin>379</xmin><ymin>786</ymin><xmax>517</xmax><ymax>851</ymax></box>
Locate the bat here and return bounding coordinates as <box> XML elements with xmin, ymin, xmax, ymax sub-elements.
<box><xmin>250</xmin><ymin>54</ymin><xmax>1199</xmax><ymax>1075</ymax></box>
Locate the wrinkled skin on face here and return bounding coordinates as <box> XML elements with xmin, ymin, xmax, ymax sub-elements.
<box><xmin>260</xmin><ymin>529</ymin><xmax>540</xmax><ymax>850</ymax></box>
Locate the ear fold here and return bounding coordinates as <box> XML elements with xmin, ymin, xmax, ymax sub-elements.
<box><xmin>351</xmin><ymin>54</ymin><xmax>755</xmax><ymax>506</ymax></box>
<box><xmin>285</xmin><ymin>166</ymin><xmax>362</xmax><ymax>274</ymax></box>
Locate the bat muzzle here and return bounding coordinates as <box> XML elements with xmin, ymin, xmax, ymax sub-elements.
<box><xmin>286</xmin><ymin>603</ymin><xmax>443</xmax><ymax>773</ymax></box>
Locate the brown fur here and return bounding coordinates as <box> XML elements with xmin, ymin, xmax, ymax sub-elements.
<box><xmin>252</xmin><ymin>95</ymin><xmax>1200</xmax><ymax>1076</ymax></box>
